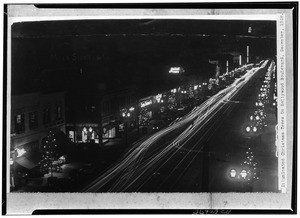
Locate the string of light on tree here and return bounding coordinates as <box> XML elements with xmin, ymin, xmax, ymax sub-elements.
<box><xmin>38</xmin><ymin>130</ymin><xmax>63</xmax><ymax>175</ymax></box>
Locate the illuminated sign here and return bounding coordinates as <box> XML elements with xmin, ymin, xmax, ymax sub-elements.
<box><xmin>169</xmin><ymin>67</ymin><xmax>184</xmax><ymax>74</ymax></box>
<box><xmin>140</xmin><ymin>99</ymin><xmax>152</xmax><ymax>108</ymax></box>
<box><xmin>155</xmin><ymin>94</ymin><xmax>162</xmax><ymax>103</ymax></box>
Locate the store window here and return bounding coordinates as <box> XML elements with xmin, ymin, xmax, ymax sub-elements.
<box><xmin>14</xmin><ymin>114</ymin><xmax>25</xmax><ymax>133</ymax></box>
<box><xmin>43</xmin><ymin>108</ymin><xmax>51</xmax><ymax>124</ymax></box>
<box><xmin>68</xmin><ymin>131</ymin><xmax>75</xmax><ymax>142</ymax></box>
<box><xmin>81</xmin><ymin>127</ymin><xmax>98</xmax><ymax>143</ymax></box>
<box><xmin>103</xmin><ymin>127</ymin><xmax>116</xmax><ymax>139</ymax></box>
<box><xmin>82</xmin><ymin>127</ymin><xmax>88</xmax><ymax>142</ymax></box>
<box><xmin>29</xmin><ymin>111</ymin><xmax>38</xmax><ymax>129</ymax></box>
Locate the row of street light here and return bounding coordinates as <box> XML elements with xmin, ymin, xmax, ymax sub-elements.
<box><xmin>245</xmin><ymin>61</ymin><xmax>276</xmax><ymax>134</ymax></box>
<box><xmin>237</xmin><ymin>61</ymin><xmax>276</xmax><ymax>183</ymax></box>
<box><xmin>229</xmin><ymin>60</ymin><xmax>276</xmax><ymax>185</ymax></box>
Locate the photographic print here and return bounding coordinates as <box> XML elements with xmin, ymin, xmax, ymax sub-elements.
<box><xmin>3</xmin><ymin>3</ymin><xmax>296</xmax><ymax>214</ymax></box>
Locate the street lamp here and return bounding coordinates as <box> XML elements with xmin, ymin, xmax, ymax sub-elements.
<box><xmin>246</xmin><ymin>126</ymin><xmax>251</xmax><ymax>132</ymax></box>
<box><xmin>240</xmin><ymin>170</ymin><xmax>247</xmax><ymax>179</ymax></box>
<box><xmin>253</xmin><ymin>126</ymin><xmax>257</xmax><ymax>132</ymax></box>
<box><xmin>230</xmin><ymin>169</ymin><xmax>237</xmax><ymax>178</ymax></box>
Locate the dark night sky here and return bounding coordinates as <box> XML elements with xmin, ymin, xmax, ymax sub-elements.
<box><xmin>11</xmin><ymin>19</ymin><xmax>276</xmax><ymax>96</ymax></box>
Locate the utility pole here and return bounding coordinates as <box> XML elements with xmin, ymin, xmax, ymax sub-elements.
<box><xmin>247</xmin><ymin>45</ymin><xmax>250</xmax><ymax>64</ymax></box>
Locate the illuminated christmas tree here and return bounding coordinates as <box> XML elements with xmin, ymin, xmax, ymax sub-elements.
<box><xmin>39</xmin><ymin>130</ymin><xmax>62</xmax><ymax>176</ymax></box>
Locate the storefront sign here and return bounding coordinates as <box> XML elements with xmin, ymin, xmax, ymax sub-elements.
<box><xmin>155</xmin><ymin>94</ymin><xmax>162</xmax><ymax>103</ymax></box>
<box><xmin>140</xmin><ymin>99</ymin><xmax>152</xmax><ymax>108</ymax></box>
<box><xmin>169</xmin><ymin>67</ymin><xmax>184</xmax><ymax>74</ymax></box>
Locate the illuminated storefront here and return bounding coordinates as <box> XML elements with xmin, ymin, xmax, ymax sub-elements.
<box><xmin>67</xmin><ymin>122</ymin><xmax>118</xmax><ymax>144</ymax></box>
<box><xmin>67</xmin><ymin>123</ymin><xmax>99</xmax><ymax>143</ymax></box>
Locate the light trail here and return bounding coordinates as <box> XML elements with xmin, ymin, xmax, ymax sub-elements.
<box><xmin>83</xmin><ymin>60</ymin><xmax>270</xmax><ymax>192</ymax></box>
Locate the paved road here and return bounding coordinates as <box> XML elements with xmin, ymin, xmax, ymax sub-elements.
<box><xmin>83</xmin><ymin>60</ymin><xmax>277</xmax><ymax>192</ymax></box>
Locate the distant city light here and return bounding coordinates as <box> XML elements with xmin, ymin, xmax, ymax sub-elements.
<box><xmin>226</xmin><ymin>60</ymin><xmax>229</xmax><ymax>73</ymax></box>
<box><xmin>255</xmin><ymin>115</ymin><xmax>260</xmax><ymax>120</ymax></box>
<box><xmin>248</xmin><ymin>25</ymin><xmax>252</xmax><ymax>33</ymax></box>
<box><xmin>253</xmin><ymin>126</ymin><xmax>257</xmax><ymax>132</ymax></box>
<box><xmin>171</xmin><ymin>88</ymin><xmax>177</xmax><ymax>93</ymax></box>
<box><xmin>127</xmin><ymin>113</ymin><xmax>130</xmax><ymax>117</ymax></box>
<box><xmin>129</xmin><ymin>107</ymin><xmax>135</xmax><ymax>111</ymax></box>
<box><xmin>194</xmin><ymin>85</ymin><xmax>198</xmax><ymax>90</ymax></box>
<box><xmin>250</xmin><ymin>116</ymin><xmax>253</xmax><ymax>120</ymax></box>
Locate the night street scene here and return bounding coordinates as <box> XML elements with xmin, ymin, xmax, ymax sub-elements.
<box><xmin>9</xmin><ymin>19</ymin><xmax>278</xmax><ymax>193</ymax></box>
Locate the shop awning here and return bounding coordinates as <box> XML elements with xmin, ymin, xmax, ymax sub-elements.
<box><xmin>14</xmin><ymin>148</ymin><xmax>42</xmax><ymax>170</ymax></box>
<box><xmin>15</xmin><ymin>156</ymin><xmax>37</xmax><ymax>169</ymax></box>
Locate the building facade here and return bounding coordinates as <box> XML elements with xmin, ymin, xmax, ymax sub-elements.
<box><xmin>66</xmin><ymin>88</ymin><xmax>136</xmax><ymax>145</ymax></box>
<box><xmin>10</xmin><ymin>92</ymin><xmax>66</xmax><ymax>164</ymax></box>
